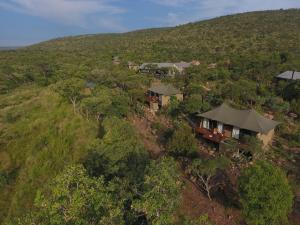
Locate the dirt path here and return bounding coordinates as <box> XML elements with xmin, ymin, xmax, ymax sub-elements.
<box><xmin>179</xmin><ymin>177</ymin><xmax>242</xmax><ymax>225</ymax></box>
<box><xmin>129</xmin><ymin>114</ymin><xmax>164</xmax><ymax>159</ymax></box>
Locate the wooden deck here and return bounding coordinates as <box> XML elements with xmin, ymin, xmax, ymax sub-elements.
<box><xmin>147</xmin><ymin>96</ymin><xmax>159</xmax><ymax>103</ymax></box>
<box><xmin>195</xmin><ymin>127</ymin><xmax>227</xmax><ymax>143</ymax></box>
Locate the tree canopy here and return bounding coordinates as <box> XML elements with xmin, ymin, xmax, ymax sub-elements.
<box><xmin>19</xmin><ymin>165</ymin><xmax>124</xmax><ymax>225</ymax></box>
<box><xmin>238</xmin><ymin>161</ymin><xmax>293</xmax><ymax>225</ymax></box>
<box><xmin>166</xmin><ymin>123</ymin><xmax>198</xmax><ymax>158</ymax></box>
<box><xmin>133</xmin><ymin>157</ymin><xmax>182</xmax><ymax>225</ymax></box>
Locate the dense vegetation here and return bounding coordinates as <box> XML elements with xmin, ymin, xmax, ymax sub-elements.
<box><xmin>239</xmin><ymin>161</ymin><xmax>293</xmax><ymax>225</ymax></box>
<box><xmin>0</xmin><ymin>9</ymin><xmax>299</xmax><ymax>225</ymax></box>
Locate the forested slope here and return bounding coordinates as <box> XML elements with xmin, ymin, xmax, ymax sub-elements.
<box><xmin>1</xmin><ymin>9</ymin><xmax>300</xmax><ymax>92</ymax></box>
<box><xmin>0</xmin><ymin>9</ymin><xmax>299</xmax><ymax>225</ymax></box>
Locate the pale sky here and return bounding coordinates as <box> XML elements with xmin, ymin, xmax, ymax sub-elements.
<box><xmin>0</xmin><ymin>0</ymin><xmax>300</xmax><ymax>46</ymax></box>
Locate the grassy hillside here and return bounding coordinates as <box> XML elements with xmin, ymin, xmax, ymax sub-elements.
<box><xmin>0</xmin><ymin>85</ymin><xmax>98</xmax><ymax>221</ymax></box>
<box><xmin>0</xmin><ymin>9</ymin><xmax>299</xmax><ymax>224</ymax></box>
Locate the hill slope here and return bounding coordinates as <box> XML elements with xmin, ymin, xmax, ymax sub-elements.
<box><xmin>0</xmin><ymin>9</ymin><xmax>299</xmax><ymax>224</ymax></box>
<box><xmin>0</xmin><ymin>85</ymin><xmax>98</xmax><ymax>221</ymax></box>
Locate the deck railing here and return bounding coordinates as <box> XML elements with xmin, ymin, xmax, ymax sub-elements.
<box><xmin>195</xmin><ymin>127</ymin><xmax>227</xmax><ymax>143</ymax></box>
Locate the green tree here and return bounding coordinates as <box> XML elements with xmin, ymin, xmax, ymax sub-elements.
<box><xmin>182</xmin><ymin>94</ymin><xmax>210</xmax><ymax>114</ymax></box>
<box><xmin>133</xmin><ymin>157</ymin><xmax>182</xmax><ymax>225</ymax></box>
<box><xmin>167</xmin><ymin>96</ymin><xmax>180</xmax><ymax>117</ymax></box>
<box><xmin>290</xmin><ymin>99</ymin><xmax>300</xmax><ymax>114</ymax></box>
<box><xmin>81</xmin><ymin>96</ymin><xmax>111</xmax><ymax>121</ymax></box>
<box><xmin>166</xmin><ymin>123</ymin><xmax>198</xmax><ymax>158</ymax></box>
<box><xmin>86</xmin><ymin>117</ymin><xmax>149</xmax><ymax>184</ymax></box>
<box><xmin>20</xmin><ymin>165</ymin><xmax>124</xmax><ymax>225</ymax></box>
<box><xmin>189</xmin><ymin>156</ymin><xmax>230</xmax><ymax>200</ymax></box>
<box><xmin>238</xmin><ymin>161</ymin><xmax>293</xmax><ymax>225</ymax></box>
<box><xmin>265</xmin><ymin>97</ymin><xmax>290</xmax><ymax>113</ymax></box>
<box><xmin>221</xmin><ymin>79</ymin><xmax>257</xmax><ymax>106</ymax></box>
<box><xmin>84</xmin><ymin>151</ymin><xmax>111</xmax><ymax>178</ymax></box>
<box><xmin>37</xmin><ymin>63</ymin><xmax>55</xmax><ymax>85</ymax></box>
<box><xmin>55</xmin><ymin>78</ymin><xmax>85</xmax><ymax>113</ymax></box>
<box><xmin>284</xmin><ymin>81</ymin><xmax>300</xmax><ymax>101</ymax></box>
<box><xmin>92</xmin><ymin>87</ymin><xmax>131</xmax><ymax>118</ymax></box>
<box><xmin>241</xmin><ymin>135</ymin><xmax>263</xmax><ymax>161</ymax></box>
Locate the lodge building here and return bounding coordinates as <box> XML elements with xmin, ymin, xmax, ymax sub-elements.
<box><xmin>147</xmin><ymin>83</ymin><xmax>183</xmax><ymax>111</ymax></box>
<box><xmin>195</xmin><ymin>103</ymin><xmax>280</xmax><ymax>147</ymax></box>
<box><xmin>140</xmin><ymin>62</ymin><xmax>191</xmax><ymax>77</ymax></box>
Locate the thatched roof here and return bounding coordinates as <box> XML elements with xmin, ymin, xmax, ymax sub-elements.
<box><xmin>140</xmin><ymin>62</ymin><xmax>191</xmax><ymax>70</ymax></box>
<box><xmin>148</xmin><ymin>83</ymin><xmax>181</xmax><ymax>96</ymax></box>
<box><xmin>197</xmin><ymin>103</ymin><xmax>280</xmax><ymax>134</ymax></box>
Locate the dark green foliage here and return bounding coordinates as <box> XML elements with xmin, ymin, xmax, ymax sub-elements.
<box><xmin>54</xmin><ymin>78</ymin><xmax>85</xmax><ymax>112</ymax></box>
<box><xmin>290</xmin><ymin>99</ymin><xmax>300</xmax><ymax>114</ymax></box>
<box><xmin>23</xmin><ymin>157</ymin><xmax>181</xmax><ymax>225</ymax></box>
<box><xmin>264</xmin><ymin>97</ymin><xmax>290</xmax><ymax>113</ymax></box>
<box><xmin>83</xmin><ymin>151</ymin><xmax>111</xmax><ymax>178</ymax></box>
<box><xmin>189</xmin><ymin>156</ymin><xmax>230</xmax><ymax>200</ymax></box>
<box><xmin>81</xmin><ymin>86</ymin><xmax>131</xmax><ymax>120</ymax></box>
<box><xmin>133</xmin><ymin>157</ymin><xmax>182</xmax><ymax>225</ymax></box>
<box><xmin>238</xmin><ymin>161</ymin><xmax>293</xmax><ymax>225</ymax></box>
<box><xmin>223</xmin><ymin>137</ymin><xmax>262</xmax><ymax>163</ymax></box>
<box><xmin>18</xmin><ymin>165</ymin><xmax>124</xmax><ymax>225</ymax></box>
<box><xmin>204</xmin><ymin>92</ymin><xmax>223</xmax><ymax>107</ymax></box>
<box><xmin>240</xmin><ymin>135</ymin><xmax>263</xmax><ymax>160</ymax></box>
<box><xmin>85</xmin><ymin>117</ymin><xmax>149</xmax><ymax>184</ymax></box>
<box><xmin>166</xmin><ymin>123</ymin><xmax>198</xmax><ymax>158</ymax></box>
<box><xmin>283</xmin><ymin>81</ymin><xmax>300</xmax><ymax>101</ymax></box>
<box><xmin>220</xmin><ymin>79</ymin><xmax>258</xmax><ymax>106</ymax></box>
<box><xmin>166</xmin><ymin>96</ymin><xmax>181</xmax><ymax>117</ymax></box>
<box><xmin>182</xmin><ymin>94</ymin><xmax>210</xmax><ymax>114</ymax></box>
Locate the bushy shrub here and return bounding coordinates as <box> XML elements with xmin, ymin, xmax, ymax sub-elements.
<box><xmin>239</xmin><ymin>161</ymin><xmax>293</xmax><ymax>225</ymax></box>
<box><xmin>166</xmin><ymin>123</ymin><xmax>198</xmax><ymax>158</ymax></box>
<box><xmin>265</xmin><ymin>97</ymin><xmax>290</xmax><ymax>113</ymax></box>
<box><xmin>182</xmin><ymin>94</ymin><xmax>210</xmax><ymax>114</ymax></box>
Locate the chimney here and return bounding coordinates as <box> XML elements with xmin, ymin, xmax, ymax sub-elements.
<box><xmin>292</xmin><ymin>71</ymin><xmax>295</xmax><ymax>80</ymax></box>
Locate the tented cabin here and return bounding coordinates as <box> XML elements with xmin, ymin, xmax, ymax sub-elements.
<box><xmin>195</xmin><ymin>103</ymin><xmax>280</xmax><ymax>147</ymax></box>
<box><xmin>147</xmin><ymin>83</ymin><xmax>183</xmax><ymax>111</ymax></box>
<box><xmin>276</xmin><ymin>71</ymin><xmax>300</xmax><ymax>81</ymax></box>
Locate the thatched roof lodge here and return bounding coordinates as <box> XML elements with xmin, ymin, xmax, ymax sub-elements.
<box><xmin>195</xmin><ymin>103</ymin><xmax>280</xmax><ymax>147</ymax></box>
<box><xmin>147</xmin><ymin>83</ymin><xmax>183</xmax><ymax>111</ymax></box>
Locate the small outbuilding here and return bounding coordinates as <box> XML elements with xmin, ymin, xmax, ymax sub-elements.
<box><xmin>147</xmin><ymin>83</ymin><xmax>183</xmax><ymax>111</ymax></box>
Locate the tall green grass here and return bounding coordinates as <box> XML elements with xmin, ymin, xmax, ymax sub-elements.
<box><xmin>0</xmin><ymin>85</ymin><xmax>98</xmax><ymax>222</ymax></box>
